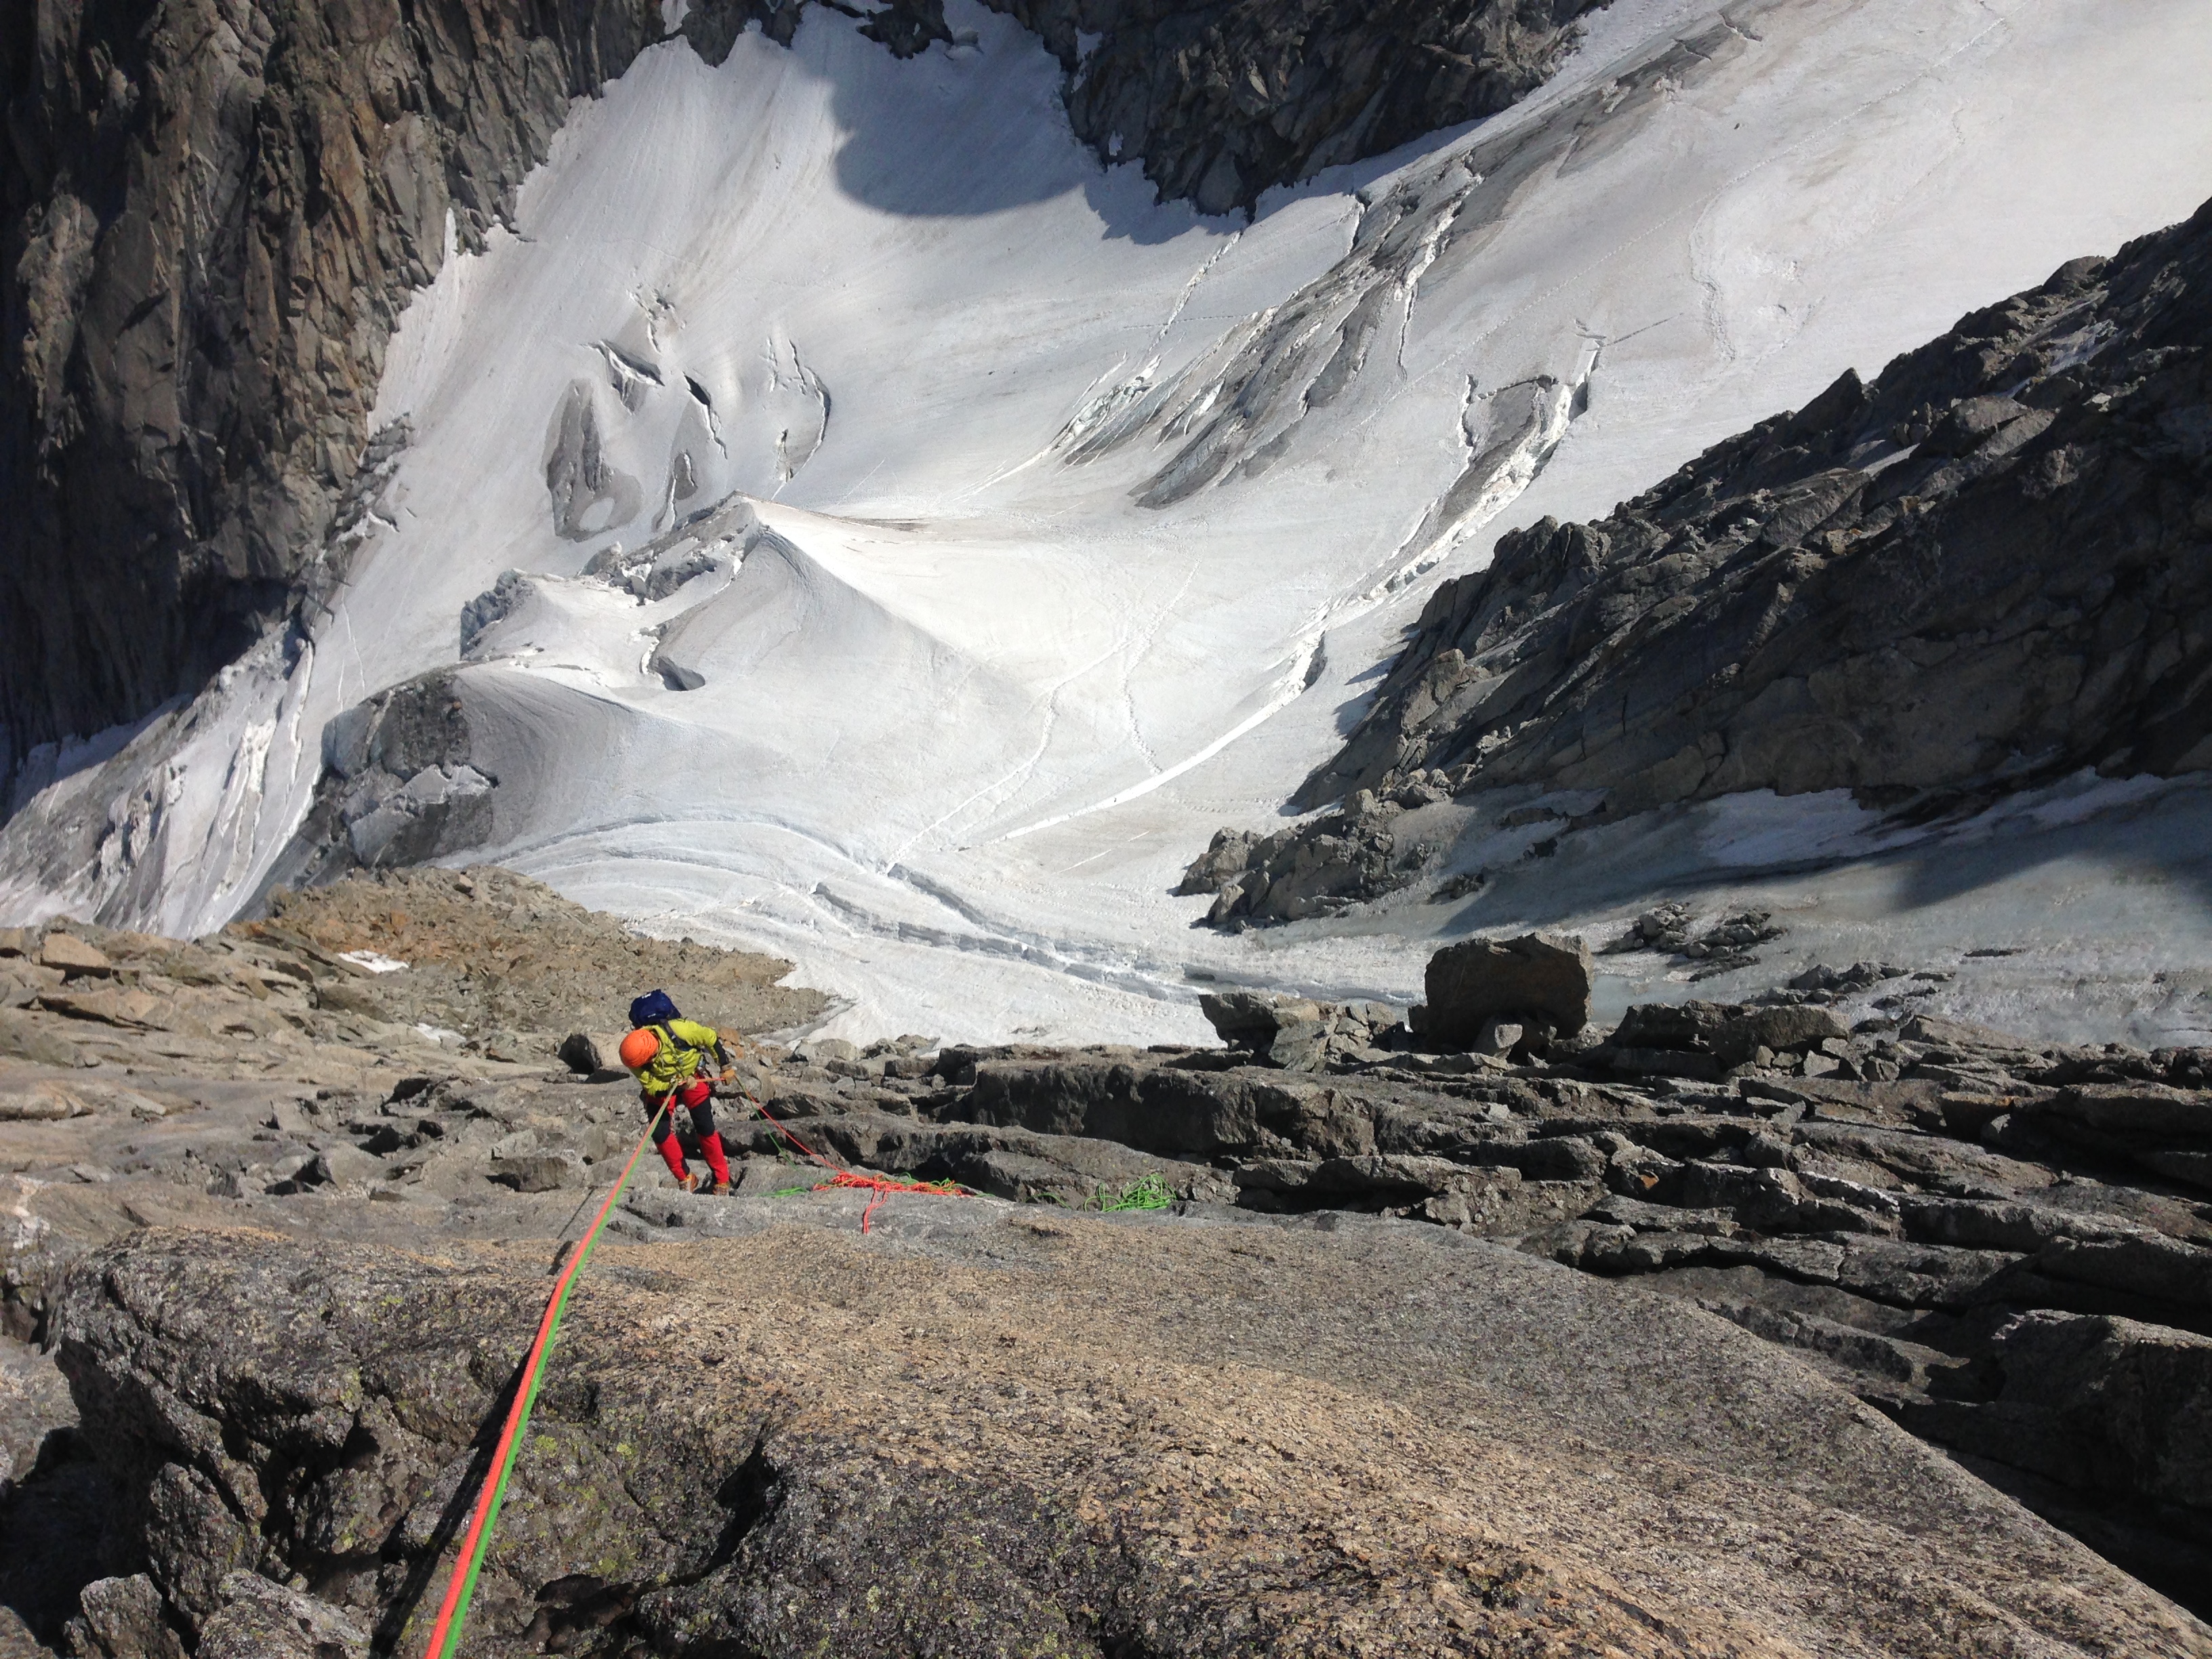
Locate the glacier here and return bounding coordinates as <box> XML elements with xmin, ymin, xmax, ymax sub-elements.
<box><xmin>5</xmin><ymin>0</ymin><xmax>2212</xmax><ymax>1045</ymax></box>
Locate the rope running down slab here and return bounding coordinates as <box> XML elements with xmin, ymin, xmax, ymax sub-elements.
<box><xmin>417</xmin><ymin>1071</ymin><xmax>970</xmax><ymax>1658</ymax></box>
<box><xmin>417</xmin><ymin>1099</ymin><xmax>670</xmax><ymax>1659</ymax></box>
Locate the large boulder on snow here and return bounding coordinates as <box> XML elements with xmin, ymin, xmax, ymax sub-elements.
<box><xmin>1418</xmin><ymin>932</ymin><xmax>1593</xmax><ymax>1048</ymax></box>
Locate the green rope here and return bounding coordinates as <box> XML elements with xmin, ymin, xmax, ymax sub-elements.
<box><xmin>422</xmin><ymin>1103</ymin><xmax>667</xmax><ymax>1659</ymax></box>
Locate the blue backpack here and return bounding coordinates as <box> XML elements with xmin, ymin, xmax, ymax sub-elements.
<box><xmin>629</xmin><ymin>989</ymin><xmax>681</xmax><ymax>1027</ymax></box>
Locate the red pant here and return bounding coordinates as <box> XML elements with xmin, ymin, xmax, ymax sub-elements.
<box><xmin>649</xmin><ymin>1078</ymin><xmax>730</xmax><ymax>1185</ymax></box>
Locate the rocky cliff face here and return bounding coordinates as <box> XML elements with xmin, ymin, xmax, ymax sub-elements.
<box><xmin>1303</xmin><ymin>192</ymin><xmax>2212</xmax><ymax>817</ymax></box>
<box><xmin>681</xmin><ymin>0</ymin><xmax>1610</xmax><ymax>213</ymax></box>
<box><xmin>1</xmin><ymin>0</ymin><xmax>1607</xmax><ymax>792</ymax></box>
<box><xmin>984</xmin><ymin>0</ymin><xmax>1611</xmax><ymax>215</ymax></box>
<box><xmin>0</xmin><ymin>0</ymin><xmax>665</xmax><ymax>779</ymax></box>
<box><xmin>1189</xmin><ymin>193</ymin><xmax>2212</xmax><ymax>927</ymax></box>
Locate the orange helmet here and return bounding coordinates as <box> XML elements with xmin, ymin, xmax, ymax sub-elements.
<box><xmin>619</xmin><ymin>1028</ymin><xmax>660</xmax><ymax>1071</ymax></box>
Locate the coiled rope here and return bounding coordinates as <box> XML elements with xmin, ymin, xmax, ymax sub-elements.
<box><xmin>742</xmin><ymin>1087</ymin><xmax>969</xmax><ymax>1231</ymax></box>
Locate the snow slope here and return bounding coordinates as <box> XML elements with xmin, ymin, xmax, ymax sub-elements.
<box><xmin>7</xmin><ymin>0</ymin><xmax>2212</xmax><ymax>1044</ymax></box>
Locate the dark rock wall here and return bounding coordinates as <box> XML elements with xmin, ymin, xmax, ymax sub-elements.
<box><xmin>987</xmin><ymin>0</ymin><xmax>1610</xmax><ymax>215</ymax></box>
<box><xmin>0</xmin><ymin>0</ymin><xmax>663</xmax><ymax>779</ymax></box>
<box><xmin>1297</xmin><ymin>194</ymin><xmax>2212</xmax><ymax>817</ymax></box>
<box><xmin>1</xmin><ymin>0</ymin><xmax>1609</xmax><ymax>791</ymax></box>
<box><xmin>682</xmin><ymin>0</ymin><xmax>1610</xmax><ymax>212</ymax></box>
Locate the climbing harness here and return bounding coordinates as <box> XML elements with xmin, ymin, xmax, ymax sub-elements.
<box><xmin>417</xmin><ymin>1067</ymin><xmax>970</xmax><ymax>1658</ymax></box>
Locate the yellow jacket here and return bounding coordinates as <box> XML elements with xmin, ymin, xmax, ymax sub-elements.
<box><xmin>630</xmin><ymin>1017</ymin><xmax>722</xmax><ymax>1099</ymax></box>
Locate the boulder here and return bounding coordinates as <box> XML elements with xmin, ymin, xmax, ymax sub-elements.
<box><xmin>1471</xmin><ymin>1017</ymin><xmax>1525</xmax><ymax>1057</ymax></box>
<box><xmin>0</xmin><ymin>1008</ymin><xmax>81</xmax><ymax>1070</ymax></box>
<box><xmin>1902</xmin><ymin>1013</ymin><xmax>2037</xmax><ymax>1054</ymax></box>
<box><xmin>64</xmin><ymin>1575</ymin><xmax>183</xmax><ymax>1659</ymax></box>
<box><xmin>1725</xmin><ymin>1004</ymin><xmax>1851</xmax><ymax>1058</ymax></box>
<box><xmin>0</xmin><ymin>1607</ymin><xmax>43</xmax><ymax>1659</ymax></box>
<box><xmin>1613</xmin><ymin>1000</ymin><xmax>1848</xmax><ymax>1065</ymax></box>
<box><xmin>197</xmin><ymin>1574</ymin><xmax>367</xmax><ymax>1659</ymax></box>
<box><xmin>1419</xmin><ymin>933</ymin><xmax>1591</xmax><ymax>1047</ymax></box>
<box><xmin>37</xmin><ymin>937</ymin><xmax>111</xmax><ymax>979</ymax></box>
<box><xmin>307</xmin><ymin>1146</ymin><xmax>386</xmax><ymax>1189</ymax></box>
<box><xmin>557</xmin><ymin>1032</ymin><xmax>605</xmax><ymax>1074</ymax></box>
<box><xmin>491</xmin><ymin>1150</ymin><xmax>588</xmax><ymax>1193</ymax></box>
<box><xmin>1613</xmin><ymin>1000</ymin><xmax>1729</xmax><ymax>1050</ymax></box>
<box><xmin>142</xmin><ymin>1463</ymin><xmax>257</xmax><ymax>1626</ymax></box>
<box><xmin>0</xmin><ymin>1082</ymin><xmax>92</xmax><ymax>1121</ymax></box>
<box><xmin>468</xmin><ymin>1030</ymin><xmax>532</xmax><ymax>1063</ymax></box>
<box><xmin>1199</xmin><ymin>994</ymin><xmax>1408</xmax><ymax>1071</ymax></box>
<box><xmin>1196</xmin><ymin>991</ymin><xmax>1337</xmax><ymax>1070</ymax></box>
<box><xmin>1197</xmin><ymin>990</ymin><xmax>1317</xmax><ymax>1049</ymax></box>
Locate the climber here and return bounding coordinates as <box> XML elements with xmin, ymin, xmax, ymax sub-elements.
<box><xmin>618</xmin><ymin>989</ymin><xmax>736</xmax><ymax>1194</ymax></box>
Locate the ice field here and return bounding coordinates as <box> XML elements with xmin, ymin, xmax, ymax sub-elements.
<box><xmin>6</xmin><ymin>0</ymin><xmax>2212</xmax><ymax>1044</ymax></box>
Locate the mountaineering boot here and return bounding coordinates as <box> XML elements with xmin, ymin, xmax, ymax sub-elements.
<box><xmin>675</xmin><ymin>1170</ymin><xmax>701</xmax><ymax>1193</ymax></box>
<box><xmin>712</xmin><ymin>1179</ymin><xmax>731</xmax><ymax>1196</ymax></box>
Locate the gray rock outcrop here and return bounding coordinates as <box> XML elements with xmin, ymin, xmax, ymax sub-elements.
<box><xmin>684</xmin><ymin>0</ymin><xmax>1611</xmax><ymax>215</ymax></box>
<box><xmin>1296</xmin><ymin>192</ymin><xmax>2212</xmax><ymax>818</ymax></box>
<box><xmin>36</xmin><ymin>1210</ymin><xmax>2207</xmax><ymax>1658</ymax></box>
<box><xmin>985</xmin><ymin>0</ymin><xmax>1614</xmax><ymax>216</ymax></box>
<box><xmin>195</xmin><ymin>1576</ymin><xmax>367</xmax><ymax>1659</ymax></box>
<box><xmin>258</xmin><ymin>672</ymin><xmax>495</xmax><ymax>893</ymax></box>
<box><xmin>1174</xmin><ymin>789</ymin><xmax>1418</xmax><ymax>925</ymax></box>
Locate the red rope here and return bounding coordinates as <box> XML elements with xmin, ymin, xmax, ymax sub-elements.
<box><xmin>413</xmin><ymin>1059</ymin><xmax>964</xmax><ymax>1659</ymax></box>
<box><xmin>419</xmin><ymin>1102</ymin><xmax>669</xmax><ymax>1659</ymax></box>
<box><xmin>744</xmin><ymin>1090</ymin><xmax>968</xmax><ymax>1233</ymax></box>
